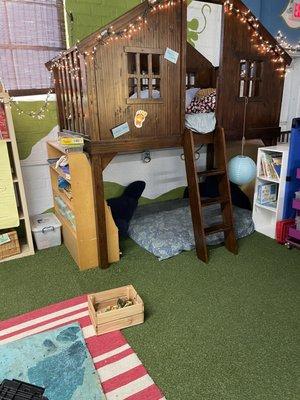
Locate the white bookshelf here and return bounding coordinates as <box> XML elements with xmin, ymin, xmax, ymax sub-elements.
<box><xmin>0</xmin><ymin>87</ymin><xmax>34</xmax><ymax>262</ymax></box>
<box><xmin>252</xmin><ymin>144</ymin><xmax>289</xmax><ymax>239</ymax></box>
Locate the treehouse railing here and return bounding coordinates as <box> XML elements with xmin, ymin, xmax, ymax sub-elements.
<box><xmin>52</xmin><ymin>50</ymin><xmax>87</xmax><ymax>134</ymax></box>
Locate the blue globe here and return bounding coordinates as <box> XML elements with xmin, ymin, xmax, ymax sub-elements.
<box><xmin>228</xmin><ymin>155</ymin><xmax>256</xmax><ymax>185</ymax></box>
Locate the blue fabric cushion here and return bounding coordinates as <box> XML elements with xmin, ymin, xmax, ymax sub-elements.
<box><xmin>128</xmin><ymin>199</ymin><xmax>254</xmax><ymax>260</ymax></box>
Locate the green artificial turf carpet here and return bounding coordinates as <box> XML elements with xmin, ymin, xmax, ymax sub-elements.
<box><xmin>0</xmin><ymin>232</ymin><xmax>299</xmax><ymax>400</ymax></box>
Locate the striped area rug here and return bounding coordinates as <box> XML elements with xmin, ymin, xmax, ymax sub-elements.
<box><xmin>0</xmin><ymin>295</ymin><xmax>165</xmax><ymax>400</ymax></box>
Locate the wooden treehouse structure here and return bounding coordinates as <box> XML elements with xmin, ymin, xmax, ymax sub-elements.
<box><xmin>46</xmin><ymin>0</ymin><xmax>291</xmax><ymax>269</ymax></box>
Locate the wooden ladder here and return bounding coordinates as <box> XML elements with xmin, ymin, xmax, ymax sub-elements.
<box><xmin>183</xmin><ymin>126</ymin><xmax>238</xmax><ymax>263</ymax></box>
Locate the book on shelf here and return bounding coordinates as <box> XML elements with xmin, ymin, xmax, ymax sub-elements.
<box><xmin>0</xmin><ymin>104</ymin><xmax>9</xmax><ymax>140</ymax></box>
<box><xmin>59</xmin><ymin>137</ymin><xmax>84</xmax><ymax>146</ymax></box>
<box><xmin>257</xmin><ymin>182</ymin><xmax>278</xmax><ymax>205</ymax></box>
<box><xmin>260</xmin><ymin>152</ymin><xmax>282</xmax><ymax>180</ymax></box>
<box><xmin>57</xmin><ymin>130</ymin><xmax>88</xmax><ymax>152</ymax></box>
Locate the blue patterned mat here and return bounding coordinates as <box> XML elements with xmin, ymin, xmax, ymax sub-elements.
<box><xmin>0</xmin><ymin>323</ymin><xmax>105</xmax><ymax>400</ymax></box>
<box><xmin>129</xmin><ymin>199</ymin><xmax>254</xmax><ymax>260</ymax></box>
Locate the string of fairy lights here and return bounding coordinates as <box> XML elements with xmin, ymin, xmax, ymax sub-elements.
<box><xmin>276</xmin><ymin>30</ymin><xmax>300</xmax><ymax>54</ymax></box>
<box><xmin>0</xmin><ymin>0</ymin><xmax>296</xmax><ymax>119</ymax></box>
<box><xmin>223</xmin><ymin>0</ymin><xmax>288</xmax><ymax>78</ymax></box>
<box><xmin>51</xmin><ymin>0</ymin><xmax>179</xmax><ymax>66</ymax></box>
<box><xmin>0</xmin><ymin>71</ymin><xmax>54</xmax><ymax>120</ymax></box>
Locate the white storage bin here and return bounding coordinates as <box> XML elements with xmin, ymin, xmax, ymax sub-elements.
<box><xmin>31</xmin><ymin>213</ymin><xmax>62</xmax><ymax>250</ymax></box>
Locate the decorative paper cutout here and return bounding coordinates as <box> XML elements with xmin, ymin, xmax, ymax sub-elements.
<box><xmin>111</xmin><ymin>122</ymin><xmax>130</xmax><ymax>138</ymax></box>
<box><xmin>164</xmin><ymin>47</ymin><xmax>179</xmax><ymax>64</ymax></box>
<box><xmin>134</xmin><ymin>110</ymin><xmax>148</xmax><ymax>128</ymax></box>
<box><xmin>282</xmin><ymin>0</ymin><xmax>300</xmax><ymax>28</ymax></box>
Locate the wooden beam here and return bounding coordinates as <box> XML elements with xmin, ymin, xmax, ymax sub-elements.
<box><xmin>180</xmin><ymin>0</ymin><xmax>187</xmax><ymax>136</ymax></box>
<box><xmin>102</xmin><ymin>153</ymin><xmax>116</xmax><ymax>170</ymax></box>
<box><xmin>9</xmin><ymin>88</ymin><xmax>52</xmax><ymax>96</ymax></box>
<box><xmin>90</xmin><ymin>154</ymin><xmax>109</xmax><ymax>269</ymax></box>
<box><xmin>0</xmin><ymin>43</ymin><xmax>63</xmax><ymax>52</ymax></box>
<box><xmin>85</xmin><ymin>134</ymin><xmax>215</xmax><ymax>156</ymax></box>
<box><xmin>52</xmin><ymin>68</ymin><xmax>64</xmax><ymax>128</ymax></box>
<box><xmin>85</xmin><ymin>136</ymin><xmax>182</xmax><ymax>155</ymax></box>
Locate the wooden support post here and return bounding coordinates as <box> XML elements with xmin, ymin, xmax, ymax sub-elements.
<box><xmin>91</xmin><ymin>154</ymin><xmax>109</xmax><ymax>269</ymax></box>
<box><xmin>102</xmin><ymin>153</ymin><xmax>116</xmax><ymax>170</ymax></box>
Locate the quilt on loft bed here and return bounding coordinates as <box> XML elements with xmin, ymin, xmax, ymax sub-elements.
<box><xmin>128</xmin><ymin>199</ymin><xmax>254</xmax><ymax>260</ymax></box>
<box><xmin>185</xmin><ymin>112</ymin><xmax>216</xmax><ymax>133</ymax></box>
<box><xmin>184</xmin><ymin>87</ymin><xmax>216</xmax><ymax>134</ymax></box>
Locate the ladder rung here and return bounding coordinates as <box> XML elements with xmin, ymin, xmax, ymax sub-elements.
<box><xmin>198</xmin><ymin>169</ymin><xmax>225</xmax><ymax>177</ymax></box>
<box><xmin>201</xmin><ymin>197</ymin><xmax>229</xmax><ymax>207</ymax></box>
<box><xmin>205</xmin><ymin>223</ymin><xmax>231</xmax><ymax>235</ymax></box>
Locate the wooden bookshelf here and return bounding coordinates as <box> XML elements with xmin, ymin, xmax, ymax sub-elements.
<box><xmin>0</xmin><ymin>89</ymin><xmax>34</xmax><ymax>263</ymax></box>
<box><xmin>47</xmin><ymin>141</ymin><xmax>119</xmax><ymax>270</ymax></box>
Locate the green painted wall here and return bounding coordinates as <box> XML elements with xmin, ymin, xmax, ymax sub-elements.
<box><xmin>12</xmin><ymin>102</ymin><xmax>58</xmax><ymax>160</ymax></box>
<box><xmin>65</xmin><ymin>0</ymin><xmax>140</xmax><ymax>46</ymax></box>
<box><xmin>65</xmin><ymin>0</ymin><xmax>195</xmax><ymax>46</ymax></box>
<box><xmin>104</xmin><ymin>181</ymin><xmax>185</xmax><ymax>203</ymax></box>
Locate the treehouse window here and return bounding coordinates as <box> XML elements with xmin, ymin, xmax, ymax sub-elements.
<box><xmin>239</xmin><ymin>60</ymin><xmax>263</xmax><ymax>98</ymax></box>
<box><xmin>126</xmin><ymin>48</ymin><xmax>163</xmax><ymax>101</ymax></box>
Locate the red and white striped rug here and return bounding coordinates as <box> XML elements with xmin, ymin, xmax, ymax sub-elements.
<box><xmin>0</xmin><ymin>295</ymin><xmax>165</xmax><ymax>400</ymax></box>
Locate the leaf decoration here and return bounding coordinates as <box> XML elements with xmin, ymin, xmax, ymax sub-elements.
<box><xmin>187</xmin><ymin>3</ymin><xmax>212</xmax><ymax>48</ymax></box>
<box><xmin>188</xmin><ymin>18</ymin><xmax>199</xmax><ymax>31</ymax></box>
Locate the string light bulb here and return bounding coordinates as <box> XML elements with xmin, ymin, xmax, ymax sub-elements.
<box><xmin>224</xmin><ymin>1</ymin><xmax>289</xmax><ymax>77</ymax></box>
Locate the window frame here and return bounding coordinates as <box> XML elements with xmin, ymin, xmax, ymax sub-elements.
<box><xmin>125</xmin><ymin>47</ymin><xmax>164</xmax><ymax>104</ymax></box>
<box><xmin>0</xmin><ymin>0</ymin><xmax>66</xmax><ymax>96</ymax></box>
<box><xmin>238</xmin><ymin>59</ymin><xmax>264</xmax><ymax>101</ymax></box>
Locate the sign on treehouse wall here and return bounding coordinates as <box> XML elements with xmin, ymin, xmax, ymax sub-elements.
<box><xmin>187</xmin><ymin>1</ymin><xmax>222</xmax><ymax>67</ymax></box>
<box><xmin>282</xmin><ymin>0</ymin><xmax>300</xmax><ymax>28</ymax></box>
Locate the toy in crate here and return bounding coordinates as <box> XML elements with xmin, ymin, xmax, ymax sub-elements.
<box><xmin>88</xmin><ymin>285</ymin><xmax>144</xmax><ymax>335</ymax></box>
<box><xmin>257</xmin><ymin>182</ymin><xmax>278</xmax><ymax>207</ymax></box>
<box><xmin>0</xmin><ymin>379</ymin><xmax>48</xmax><ymax>400</ymax></box>
<box><xmin>0</xmin><ymin>231</ymin><xmax>20</xmax><ymax>260</ymax></box>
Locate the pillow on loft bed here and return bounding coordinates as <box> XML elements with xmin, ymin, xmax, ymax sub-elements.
<box><xmin>186</xmin><ymin>88</ymin><xmax>200</xmax><ymax>108</ymax></box>
<box><xmin>195</xmin><ymin>87</ymin><xmax>216</xmax><ymax>99</ymax></box>
<box><xmin>185</xmin><ymin>112</ymin><xmax>216</xmax><ymax>134</ymax></box>
<box><xmin>186</xmin><ymin>90</ymin><xmax>216</xmax><ymax>114</ymax></box>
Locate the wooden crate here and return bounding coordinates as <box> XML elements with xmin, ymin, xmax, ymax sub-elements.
<box><xmin>88</xmin><ymin>285</ymin><xmax>144</xmax><ymax>335</ymax></box>
<box><xmin>0</xmin><ymin>231</ymin><xmax>20</xmax><ymax>260</ymax></box>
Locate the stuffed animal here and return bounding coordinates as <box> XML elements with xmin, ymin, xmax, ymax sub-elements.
<box><xmin>183</xmin><ymin>176</ymin><xmax>251</xmax><ymax>210</ymax></box>
<box><xmin>107</xmin><ymin>181</ymin><xmax>146</xmax><ymax>237</ymax></box>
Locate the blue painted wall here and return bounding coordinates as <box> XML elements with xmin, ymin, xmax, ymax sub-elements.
<box><xmin>244</xmin><ymin>0</ymin><xmax>300</xmax><ymax>45</ymax></box>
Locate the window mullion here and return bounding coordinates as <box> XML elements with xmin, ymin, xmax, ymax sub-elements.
<box><xmin>148</xmin><ymin>54</ymin><xmax>153</xmax><ymax>99</ymax></box>
<box><xmin>136</xmin><ymin>53</ymin><xmax>141</xmax><ymax>98</ymax></box>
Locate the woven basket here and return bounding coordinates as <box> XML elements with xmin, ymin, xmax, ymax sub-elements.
<box><xmin>0</xmin><ymin>231</ymin><xmax>20</xmax><ymax>260</ymax></box>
